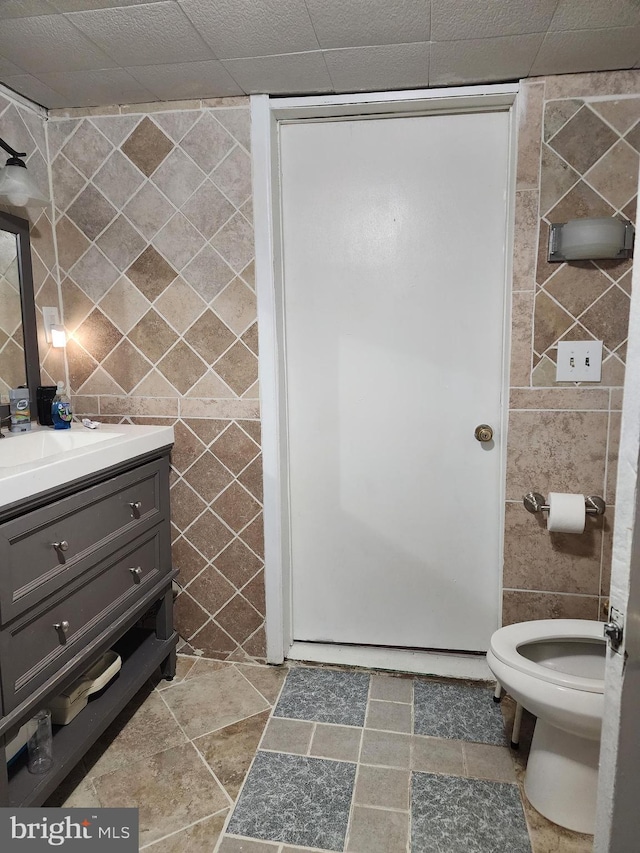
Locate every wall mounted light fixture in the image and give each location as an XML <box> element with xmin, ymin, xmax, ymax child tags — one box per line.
<box><xmin>548</xmin><ymin>216</ymin><xmax>635</xmax><ymax>262</ymax></box>
<box><xmin>42</xmin><ymin>307</ymin><xmax>66</xmax><ymax>348</ymax></box>
<box><xmin>0</xmin><ymin>136</ymin><xmax>49</xmax><ymax>208</ymax></box>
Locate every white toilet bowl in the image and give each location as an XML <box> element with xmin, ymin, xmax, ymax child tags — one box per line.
<box><xmin>487</xmin><ymin>619</ymin><xmax>605</xmax><ymax>835</ymax></box>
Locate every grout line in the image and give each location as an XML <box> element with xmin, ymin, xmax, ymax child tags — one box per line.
<box><xmin>139</xmin><ymin>807</ymin><xmax>229</xmax><ymax>850</ymax></box>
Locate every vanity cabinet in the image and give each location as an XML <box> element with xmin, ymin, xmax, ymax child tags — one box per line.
<box><xmin>0</xmin><ymin>446</ymin><xmax>177</xmax><ymax>807</ymax></box>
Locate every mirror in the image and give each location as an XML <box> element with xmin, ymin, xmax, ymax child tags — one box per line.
<box><xmin>0</xmin><ymin>211</ymin><xmax>41</xmax><ymax>417</ymax></box>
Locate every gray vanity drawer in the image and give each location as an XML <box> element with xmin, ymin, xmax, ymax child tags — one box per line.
<box><xmin>0</xmin><ymin>457</ymin><xmax>169</xmax><ymax>623</ymax></box>
<box><xmin>0</xmin><ymin>525</ymin><xmax>170</xmax><ymax>713</ymax></box>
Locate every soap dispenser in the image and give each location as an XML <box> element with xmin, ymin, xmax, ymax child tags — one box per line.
<box><xmin>51</xmin><ymin>382</ymin><xmax>72</xmax><ymax>430</ymax></box>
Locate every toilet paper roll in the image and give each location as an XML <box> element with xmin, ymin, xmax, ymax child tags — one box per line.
<box><xmin>547</xmin><ymin>492</ymin><xmax>586</xmax><ymax>534</ymax></box>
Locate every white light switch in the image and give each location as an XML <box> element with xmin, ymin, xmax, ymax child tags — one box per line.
<box><xmin>556</xmin><ymin>340</ymin><xmax>603</xmax><ymax>382</ymax></box>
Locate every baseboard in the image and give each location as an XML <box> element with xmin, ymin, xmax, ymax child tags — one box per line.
<box><xmin>288</xmin><ymin>641</ymin><xmax>494</xmax><ymax>681</ymax></box>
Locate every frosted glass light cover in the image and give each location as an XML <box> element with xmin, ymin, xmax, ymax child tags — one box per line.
<box><xmin>549</xmin><ymin>217</ymin><xmax>634</xmax><ymax>261</ymax></box>
<box><xmin>0</xmin><ymin>164</ymin><xmax>49</xmax><ymax>208</ymax></box>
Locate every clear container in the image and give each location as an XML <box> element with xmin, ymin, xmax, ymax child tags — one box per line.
<box><xmin>27</xmin><ymin>709</ymin><xmax>53</xmax><ymax>774</ymax></box>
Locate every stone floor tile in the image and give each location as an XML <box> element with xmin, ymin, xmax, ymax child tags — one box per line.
<box><xmin>237</xmin><ymin>664</ymin><xmax>288</xmax><ymax>703</ymax></box>
<box><xmin>359</xmin><ymin>730</ymin><xmax>411</xmax><ymax>768</ymax></box>
<box><xmin>45</xmin><ymin>763</ymin><xmax>100</xmax><ymax>809</ymax></box>
<box><xmin>370</xmin><ymin>674</ymin><xmax>413</xmax><ymax>703</ymax></box>
<box><xmin>155</xmin><ymin>654</ymin><xmax>198</xmax><ymax>689</ymax></box>
<box><xmin>260</xmin><ymin>717</ymin><xmax>314</xmax><ymax>754</ymax></box>
<box><xmin>93</xmin><ymin>743</ymin><xmax>230</xmax><ymax>847</ymax></box>
<box><xmin>227</xmin><ymin>751</ymin><xmax>355</xmax><ymax>849</ymax></box>
<box><xmin>193</xmin><ymin>710</ymin><xmax>270</xmax><ymax>799</ymax></box>
<box><xmin>143</xmin><ymin>811</ymin><xmax>228</xmax><ymax>851</ymax></box>
<box><xmin>184</xmin><ymin>658</ymin><xmax>229</xmax><ymax>679</ymax></box>
<box><xmin>160</xmin><ymin>666</ymin><xmax>269</xmax><ymax>738</ymax></box>
<box><xmin>463</xmin><ymin>742</ymin><xmax>517</xmax><ymax>782</ymax></box>
<box><xmin>274</xmin><ymin>666</ymin><xmax>369</xmax><ymax>726</ymax></box>
<box><xmin>366</xmin><ymin>699</ymin><xmax>412</xmax><ymax>733</ymax></box>
<box><xmin>219</xmin><ymin>839</ymin><xmax>280</xmax><ymax>852</ymax></box>
<box><xmin>83</xmin><ymin>689</ymin><xmax>188</xmax><ymax>778</ymax></box>
<box><xmin>354</xmin><ymin>765</ymin><xmax>410</xmax><ymax>810</ymax></box>
<box><xmin>347</xmin><ymin>805</ymin><xmax>409</xmax><ymax>853</ymax></box>
<box><xmin>310</xmin><ymin>723</ymin><xmax>361</xmax><ymax>762</ymax></box>
<box><xmin>411</xmin><ymin>773</ymin><xmax>531</xmax><ymax>853</ymax></box>
<box><xmin>411</xmin><ymin>736</ymin><xmax>465</xmax><ymax>776</ymax></box>
<box><xmin>413</xmin><ymin>680</ymin><xmax>506</xmax><ymax>745</ymax></box>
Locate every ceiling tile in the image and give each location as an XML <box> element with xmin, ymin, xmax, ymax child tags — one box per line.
<box><xmin>0</xmin><ymin>15</ymin><xmax>115</xmax><ymax>73</ymax></box>
<box><xmin>431</xmin><ymin>0</ymin><xmax>557</xmax><ymax>41</ymax></box>
<box><xmin>0</xmin><ymin>75</ymin><xmax>63</xmax><ymax>109</ymax></box>
<box><xmin>0</xmin><ymin>0</ymin><xmax>58</xmax><ymax>16</ymax></box>
<box><xmin>430</xmin><ymin>33</ymin><xmax>544</xmax><ymax>86</ymax></box>
<box><xmin>126</xmin><ymin>61</ymin><xmax>243</xmax><ymax>100</ymax></box>
<box><xmin>51</xmin><ymin>0</ymin><xmax>168</xmax><ymax>9</ymax></box>
<box><xmin>530</xmin><ymin>28</ymin><xmax>640</xmax><ymax>76</ymax></box>
<box><xmin>0</xmin><ymin>57</ymin><xmax>27</xmax><ymax>77</ymax></box>
<box><xmin>37</xmin><ymin>68</ymin><xmax>155</xmax><ymax>108</ymax></box>
<box><xmin>324</xmin><ymin>43</ymin><xmax>429</xmax><ymax>93</ymax></box>
<box><xmin>179</xmin><ymin>0</ymin><xmax>319</xmax><ymax>60</ymax></box>
<box><xmin>305</xmin><ymin>0</ymin><xmax>429</xmax><ymax>49</ymax></box>
<box><xmin>550</xmin><ymin>0</ymin><xmax>640</xmax><ymax>31</ymax></box>
<box><xmin>66</xmin><ymin>2</ymin><xmax>215</xmax><ymax>66</ymax></box>
<box><xmin>222</xmin><ymin>51</ymin><xmax>333</xmax><ymax>96</ymax></box>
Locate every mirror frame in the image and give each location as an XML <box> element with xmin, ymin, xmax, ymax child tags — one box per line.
<box><xmin>0</xmin><ymin>210</ymin><xmax>41</xmax><ymax>418</ymax></box>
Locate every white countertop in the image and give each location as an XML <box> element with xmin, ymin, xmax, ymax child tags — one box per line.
<box><xmin>0</xmin><ymin>422</ymin><xmax>174</xmax><ymax>510</ymax></box>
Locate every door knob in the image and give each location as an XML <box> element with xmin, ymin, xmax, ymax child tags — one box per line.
<box><xmin>474</xmin><ymin>424</ymin><xmax>494</xmax><ymax>443</ymax></box>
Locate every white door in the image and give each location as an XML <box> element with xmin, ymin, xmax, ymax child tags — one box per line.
<box><xmin>594</xmin><ymin>168</ymin><xmax>640</xmax><ymax>852</ymax></box>
<box><xmin>280</xmin><ymin>110</ymin><xmax>510</xmax><ymax>652</ymax></box>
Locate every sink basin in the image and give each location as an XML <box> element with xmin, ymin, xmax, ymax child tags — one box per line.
<box><xmin>0</xmin><ymin>428</ymin><xmax>123</xmax><ymax>467</ymax></box>
<box><xmin>0</xmin><ymin>423</ymin><xmax>174</xmax><ymax>510</ymax></box>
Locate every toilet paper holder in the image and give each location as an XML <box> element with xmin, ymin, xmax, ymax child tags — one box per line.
<box><xmin>523</xmin><ymin>492</ymin><xmax>606</xmax><ymax>516</ymax></box>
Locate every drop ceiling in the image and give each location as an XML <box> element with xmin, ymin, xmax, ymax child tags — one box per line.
<box><xmin>1</xmin><ymin>0</ymin><xmax>639</xmax><ymax>110</ymax></box>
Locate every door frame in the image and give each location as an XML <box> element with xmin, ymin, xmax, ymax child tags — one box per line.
<box><xmin>251</xmin><ymin>84</ymin><xmax>519</xmax><ymax>668</ymax></box>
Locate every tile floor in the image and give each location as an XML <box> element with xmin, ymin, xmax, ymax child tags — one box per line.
<box><xmin>46</xmin><ymin>656</ymin><xmax>594</xmax><ymax>853</ymax></box>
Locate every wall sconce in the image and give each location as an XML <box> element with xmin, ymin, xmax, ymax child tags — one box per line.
<box><xmin>43</xmin><ymin>307</ymin><xmax>66</xmax><ymax>348</ymax></box>
<box><xmin>0</xmin><ymin>136</ymin><xmax>50</xmax><ymax>208</ymax></box>
<box><xmin>548</xmin><ymin>216</ymin><xmax>635</xmax><ymax>262</ymax></box>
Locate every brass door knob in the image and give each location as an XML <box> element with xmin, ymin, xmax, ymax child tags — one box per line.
<box><xmin>474</xmin><ymin>424</ymin><xmax>494</xmax><ymax>443</ymax></box>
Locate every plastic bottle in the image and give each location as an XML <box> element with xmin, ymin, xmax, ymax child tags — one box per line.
<box><xmin>9</xmin><ymin>387</ymin><xmax>31</xmax><ymax>432</ymax></box>
<box><xmin>51</xmin><ymin>382</ymin><xmax>72</xmax><ymax>430</ymax></box>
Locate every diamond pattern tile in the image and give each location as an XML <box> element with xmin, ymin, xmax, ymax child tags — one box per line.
<box><xmin>154</xmin><ymin>277</ymin><xmax>206</xmax><ymax>334</ymax></box>
<box><xmin>127</xmin><ymin>245</ymin><xmax>177</xmax><ymax>302</ymax></box>
<box><xmin>183</xmin><ymin>451</ymin><xmax>234</xmax><ymax>504</ymax></box>
<box><xmin>182</xmin><ymin>113</ymin><xmax>236</xmax><ymax>174</ymax></box>
<box><xmin>214</xmin><ymin>340</ymin><xmax>258</xmax><ymax>395</ymax></box>
<box><xmin>157</xmin><ymin>340</ymin><xmax>208</xmax><ymax>394</ymax></box>
<box><xmin>212</xmin><ymin>423</ymin><xmax>260</xmax><ymax>475</ymax></box>
<box><xmin>181</xmin><ymin>180</ymin><xmax>235</xmax><ymax>239</ymax></box>
<box><xmin>101</xmin><ymin>337</ymin><xmax>153</xmax><ymax>393</ymax></box>
<box><xmin>67</xmin><ymin>184</ymin><xmax>118</xmax><ymax>241</ymax></box>
<box><xmin>626</xmin><ymin>121</ymin><xmax>640</xmax><ymax>154</ymax></box>
<box><xmin>212</xmin><ymin>278</ymin><xmax>256</xmax><ymax>335</ymax></box>
<box><xmin>580</xmin><ymin>287</ymin><xmax>631</xmax><ymax>351</ymax></box>
<box><xmin>93</xmin><ymin>149</ymin><xmax>145</xmax><ymax>209</ymax></box>
<box><xmin>61</xmin><ymin>119</ymin><xmax>113</xmax><ymax>179</ymax></box>
<box><xmin>212</xmin><ymin>482</ymin><xmax>261</xmax><ymax>533</ymax></box>
<box><xmin>549</xmin><ymin>106</ymin><xmax>617</xmax><ymax>173</ymax></box>
<box><xmin>69</xmin><ymin>245</ymin><xmax>120</xmax><ymax>302</ymax></box>
<box><xmin>546</xmin><ymin>180</ymin><xmax>615</xmax><ymax>223</ymax></box>
<box><xmin>211</xmin><ymin>146</ymin><xmax>252</xmax><ymax>207</ymax></box>
<box><xmin>152</xmin><ymin>148</ymin><xmax>206</xmax><ymax>208</ymax></box>
<box><xmin>543</xmin><ymin>262</ymin><xmax>612</xmax><ymax>319</ymax></box>
<box><xmin>211</xmin><ymin>213</ymin><xmax>254</xmax><ymax>273</ymax></box>
<box><xmin>181</xmin><ymin>245</ymin><xmax>235</xmax><ymax>301</ymax></box>
<box><xmin>186</xmin><ymin>510</ymin><xmax>235</xmax><ymax>562</ymax></box>
<box><xmin>534</xmin><ymin>290</ymin><xmax>574</xmax><ymax>356</ymax></box>
<box><xmin>128</xmin><ymin>309</ymin><xmax>179</xmax><ymax>364</ymax></box>
<box><xmin>591</xmin><ymin>99</ymin><xmax>640</xmax><ymax>135</ymax></box>
<box><xmin>586</xmin><ymin>140</ymin><xmax>640</xmax><ymax>209</ymax></box>
<box><xmin>74</xmin><ymin>308</ymin><xmax>122</xmax><ymax>363</ymax></box>
<box><xmin>121</xmin><ymin>117</ymin><xmax>174</xmax><ymax>177</ymax></box>
<box><xmin>184</xmin><ymin>310</ymin><xmax>235</xmax><ymax>365</ymax></box>
<box><xmin>123</xmin><ymin>180</ymin><xmax>176</xmax><ymax>241</ymax></box>
<box><xmin>99</xmin><ymin>275</ymin><xmax>150</xmax><ymax>335</ymax></box>
<box><xmin>96</xmin><ymin>215</ymin><xmax>146</xmax><ymax>272</ymax></box>
<box><xmin>216</xmin><ymin>594</ymin><xmax>263</xmax><ymax>645</ymax></box>
<box><xmin>153</xmin><ymin>213</ymin><xmax>206</xmax><ymax>272</ymax></box>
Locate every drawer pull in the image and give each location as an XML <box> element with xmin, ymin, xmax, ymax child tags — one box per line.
<box><xmin>128</xmin><ymin>501</ymin><xmax>142</xmax><ymax>519</ymax></box>
<box><xmin>52</xmin><ymin>540</ymin><xmax>69</xmax><ymax>564</ymax></box>
<box><xmin>129</xmin><ymin>566</ymin><xmax>142</xmax><ymax>583</ymax></box>
<box><xmin>54</xmin><ymin>620</ymin><xmax>70</xmax><ymax>643</ymax></box>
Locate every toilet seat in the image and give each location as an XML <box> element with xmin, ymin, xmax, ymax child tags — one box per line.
<box><xmin>490</xmin><ymin>619</ymin><xmax>605</xmax><ymax>694</ymax></box>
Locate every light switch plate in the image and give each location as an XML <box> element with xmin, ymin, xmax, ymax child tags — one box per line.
<box><xmin>556</xmin><ymin>340</ymin><xmax>603</xmax><ymax>382</ymax></box>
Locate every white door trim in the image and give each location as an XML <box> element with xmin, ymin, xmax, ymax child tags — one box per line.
<box><xmin>251</xmin><ymin>84</ymin><xmax>519</xmax><ymax>666</ymax></box>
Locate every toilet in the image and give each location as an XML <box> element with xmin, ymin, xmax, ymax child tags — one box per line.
<box><xmin>487</xmin><ymin>619</ymin><xmax>605</xmax><ymax>835</ymax></box>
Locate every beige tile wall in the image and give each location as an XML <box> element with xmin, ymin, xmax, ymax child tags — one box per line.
<box><xmin>47</xmin><ymin>97</ymin><xmax>265</xmax><ymax>661</ymax></box>
<box><xmin>0</xmin><ymin>88</ymin><xmax>65</xmax><ymax>401</ymax></box>
<box><xmin>505</xmin><ymin>70</ymin><xmax>640</xmax><ymax>625</ymax></box>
